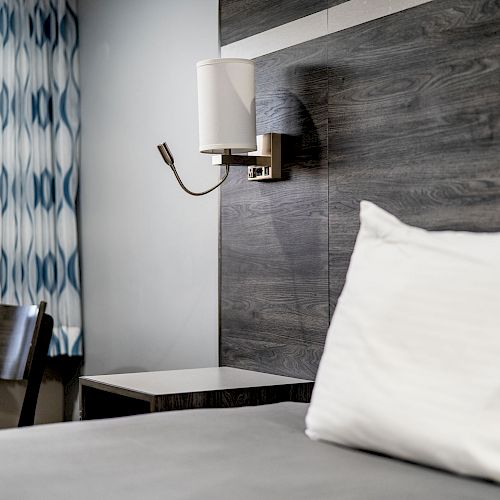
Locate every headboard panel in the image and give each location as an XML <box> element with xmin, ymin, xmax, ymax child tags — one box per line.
<box><xmin>327</xmin><ymin>0</ymin><xmax>500</xmax><ymax>310</ymax></box>
<box><xmin>219</xmin><ymin>0</ymin><xmax>500</xmax><ymax>379</ymax></box>
<box><xmin>219</xmin><ymin>38</ymin><xmax>329</xmax><ymax>380</ymax></box>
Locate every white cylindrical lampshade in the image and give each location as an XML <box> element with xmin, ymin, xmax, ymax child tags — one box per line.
<box><xmin>197</xmin><ymin>58</ymin><xmax>256</xmax><ymax>154</ymax></box>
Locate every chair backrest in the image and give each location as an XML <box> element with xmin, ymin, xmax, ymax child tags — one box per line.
<box><xmin>0</xmin><ymin>302</ymin><xmax>53</xmax><ymax>426</ymax></box>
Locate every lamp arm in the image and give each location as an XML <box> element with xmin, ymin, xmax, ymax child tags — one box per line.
<box><xmin>169</xmin><ymin>162</ymin><xmax>230</xmax><ymax>197</ymax></box>
<box><xmin>157</xmin><ymin>143</ymin><xmax>230</xmax><ymax>196</ymax></box>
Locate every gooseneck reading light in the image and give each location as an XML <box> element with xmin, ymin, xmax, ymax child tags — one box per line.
<box><xmin>157</xmin><ymin>141</ymin><xmax>230</xmax><ymax>196</ymax></box>
<box><xmin>157</xmin><ymin>58</ymin><xmax>281</xmax><ymax>196</ymax></box>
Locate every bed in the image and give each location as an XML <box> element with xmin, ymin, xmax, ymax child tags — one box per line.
<box><xmin>4</xmin><ymin>204</ymin><xmax>499</xmax><ymax>498</ymax></box>
<box><xmin>1</xmin><ymin>402</ymin><xmax>498</xmax><ymax>499</ymax></box>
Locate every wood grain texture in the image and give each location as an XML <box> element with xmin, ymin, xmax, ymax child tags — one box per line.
<box><xmin>328</xmin><ymin>0</ymin><xmax>500</xmax><ymax>311</ymax></box>
<box><xmin>220</xmin><ymin>0</ymin><xmax>328</xmax><ymax>46</ymax></box>
<box><xmin>219</xmin><ymin>38</ymin><xmax>329</xmax><ymax>380</ymax></box>
<box><xmin>153</xmin><ymin>383</ymin><xmax>313</xmax><ymax>412</ymax></box>
<box><xmin>80</xmin><ymin>380</ymin><xmax>313</xmax><ymax>420</ymax></box>
<box><xmin>219</xmin><ymin>0</ymin><xmax>500</xmax><ymax>379</ymax></box>
<box><xmin>327</xmin><ymin>0</ymin><xmax>351</xmax><ymax>7</ymax></box>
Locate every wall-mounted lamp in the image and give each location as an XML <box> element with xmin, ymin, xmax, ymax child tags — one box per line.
<box><xmin>157</xmin><ymin>58</ymin><xmax>281</xmax><ymax>196</ymax></box>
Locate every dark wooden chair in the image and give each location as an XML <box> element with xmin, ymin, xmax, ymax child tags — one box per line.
<box><xmin>0</xmin><ymin>301</ymin><xmax>53</xmax><ymax>427</ymax></box>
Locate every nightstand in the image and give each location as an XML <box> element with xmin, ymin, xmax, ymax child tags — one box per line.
<box><xmin>79</xmin><ymin>367</ymin><xmax>313</xmax><ymax>420</ymax></box>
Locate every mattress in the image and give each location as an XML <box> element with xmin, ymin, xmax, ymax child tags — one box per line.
<box><xmin>0</xmin><ymin>402</ymin><xmax>498</xmax><ymax>499</ymax></box>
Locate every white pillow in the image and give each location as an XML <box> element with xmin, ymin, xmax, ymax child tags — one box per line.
<box><xmin>306</xmin><ymin>201</ymin><xmax>500</xmax><ymax>482</ymax></box>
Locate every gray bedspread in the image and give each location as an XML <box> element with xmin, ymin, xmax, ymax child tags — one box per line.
<box><xmin>0</xmin><ymin>402</ymin><xmax>498</xmax><ymax>499</ymax></box>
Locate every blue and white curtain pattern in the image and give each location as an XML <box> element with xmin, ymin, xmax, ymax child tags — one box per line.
<box><xmin>0</xmin><ymin>0</ymin><xmax>82</xmax><ymax>356</ymax></box>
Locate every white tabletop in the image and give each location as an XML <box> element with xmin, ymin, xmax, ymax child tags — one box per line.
<box><xmin>80</xmin><ymin>367</ymin><xmax>312</xmax><ymax>396</ymax></box>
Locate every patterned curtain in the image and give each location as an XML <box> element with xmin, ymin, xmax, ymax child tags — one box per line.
<box><xmin>0</xmin><ymin>0</ymin><xmax>82</xmax><ymax>356</ymax></box>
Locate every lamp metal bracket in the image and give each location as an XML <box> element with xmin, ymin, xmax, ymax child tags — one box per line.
<box><xmin>211</xmin><ymin>133</ymin><xmax>281</xmax><ymax>181</ymax></box>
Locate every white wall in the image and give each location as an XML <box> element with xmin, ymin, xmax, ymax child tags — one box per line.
<box><xmin>79</xmin><ymin>0</ymin><xmax>220</xmax><ymax>375</ymax></box>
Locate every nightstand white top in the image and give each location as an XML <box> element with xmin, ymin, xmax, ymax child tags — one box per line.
<box><xmin>80</xmin><ymin>367</ymin><xmax>312</xmax><ymax>396</ymax></box>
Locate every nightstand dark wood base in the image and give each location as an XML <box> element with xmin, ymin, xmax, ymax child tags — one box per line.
<box><xmin>80</xmin><ymin>367</ymin><xmax>313</xmax><ymax>420</ymax></box>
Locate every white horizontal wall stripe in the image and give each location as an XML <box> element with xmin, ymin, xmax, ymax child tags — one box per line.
<box><xmin>221</xmin><ymin>10</ymin><xmax>327</xmax><ymax>59</ymax></box>
<box><xmin>221</xmin><ymin>0</ymin><xmax>434</xmax><ymax>59</ymax></box>
<box><xmin>327</xmin><ymin>0</ymin><xmax>434</xmax><ymax>34</ymax></box>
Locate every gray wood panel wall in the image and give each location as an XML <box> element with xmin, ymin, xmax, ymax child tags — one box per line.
<box><xmin>219</xmin><ymin>0</ymin><xmax>500</xmax><ymax>379</ymax></box>
<box><xmin>219</xmin><ymin>0</ymin><xmax>329</xmax><ymax>45</ymax></box>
